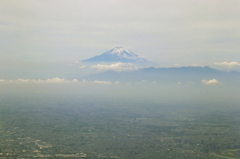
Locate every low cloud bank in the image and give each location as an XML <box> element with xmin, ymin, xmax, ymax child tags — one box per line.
<box><xmin>82</xmin><ymin>80</ymin><xmax>119</xmax><ymax>85</ymax></box>
<box><xmin>0</xmin><ymin>78</ymin><xmax>79</xmax><ymax>83</ymax></box>
<box><xmin>92</xmin><ymin>62</ymin><xmax>138</xmax><ymax>72</ymax></box>
<box><xmin>0</xmin><ymin>78</ymin><xmax>119</xmax><ymax>85</ymax></box>
<box><xmin>0</xmin><ymin>77</ymin><xmax>223</xmax><ymax>86</ymax></box>
<box><xmin>202</xmin><ymin>79</ymin><xmax>220</xmax><ymax>85</ymax></box>
<box><xmin>214</xmin><ymin>62</ymin><xmax>240</xmax><ymax>68</ymax></box>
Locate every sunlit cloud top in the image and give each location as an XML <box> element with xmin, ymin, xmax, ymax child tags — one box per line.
<box><xmin>202</xmin><ymin>79</ymin><xmax>220</xmax><ymax>85</ymax></box>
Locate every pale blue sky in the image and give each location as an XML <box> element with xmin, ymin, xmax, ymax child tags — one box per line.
<box><xmin>1</xmin><ymin>0</ymin><xmax>240</xmax><ymax>76</ymax></box>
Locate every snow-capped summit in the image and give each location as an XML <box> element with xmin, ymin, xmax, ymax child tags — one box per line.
<box><xmin>103</xmin><ymin>47</ymin><xmax>140</xmax><ymax>60</ymax></box>
<box><xmin>81</xmin><ymin>47</ymin><xmax>148</xmax><ymax>63</ymax></box>
<box><xmin>108</xmin><ymin>47</ymin><xmax>131</xmax><ymax>54</ymax></box>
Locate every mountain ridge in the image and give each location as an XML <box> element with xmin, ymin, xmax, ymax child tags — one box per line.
<box><xmin>83</xmin><ymin>66</ymin><xmax>240</xmax><ymax>84</ymax></box>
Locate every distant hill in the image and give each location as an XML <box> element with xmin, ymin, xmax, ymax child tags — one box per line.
<box><xmin>84</xmin><ymin>66</ymin><xmax>240</xmax><ymax>84</ymax></box>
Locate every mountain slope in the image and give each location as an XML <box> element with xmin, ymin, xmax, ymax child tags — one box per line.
<box><xmin>81</xmin><ymin>47</ymin><xmax>148</xmax><ymax>63</ymax></box>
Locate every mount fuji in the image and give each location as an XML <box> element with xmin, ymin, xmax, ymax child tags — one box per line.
<box><xmin>81</xmin><ymin>47</ymin><xmax>149</xmax><ymax>63</ymax></box>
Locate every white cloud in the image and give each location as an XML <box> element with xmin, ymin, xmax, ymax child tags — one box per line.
<box><xmin>140</xmin><ymin>80</ymin><xmax>147</xmax><ymax>83</ymax></box>
<box><xmin>174</xmin><ymin>63</ymin><xmax>180</xmax><ymax>67</ymax></box>
<box><xmin>189</xmin><ymin>63</ymin><xmax>199</xmax><ymax>66</ymax></box>
<box><xmin>79</xmin><ymin>65</ymin><xmax>86</xmax><ymax>69</ymax></box>
<box><xmin>92</xmin><ymin>63</ymin><xmax>138</xmax><ymax>72</ymax></box>
<box><xmin>214</xmin><ymin>62</ymin><xmax>240</xmax><ymax>68</ymax></box>
<box><xmin>202</xmin><ymin>79</ymin><xmax>220</xmax><ymax>85</ymax></box>
<box><xmin>82</xmin><ymin>79</ymin><xmax>117</xmax><ymax>84</ymax></box>
<box><xmin>135</xmin><ymin>80</ymin><xmax>157</xmax><ymax>85</ymax></box>
<box><xmin>72</xmin><ymin>79</ymin><xmax>78</xmax><ymax>82</ymax></box>
<box><xmin>114</xmin><ymin>81</ymin><xmax>120</xmax><ymax>84</ymax></box>
<box><xmin>93</xmin><ymin>80</ymin><xmax>111</xmax><ymax>84</ymax></box>
<box><xmin>36</xmin><ymin>77</ymin><xmax>79</xmax><ymax>83</ymax></box>
<box><xmin>0</xmin><ymin>78</ymin><xmax>78</xmax><ymax>83</ymax></box>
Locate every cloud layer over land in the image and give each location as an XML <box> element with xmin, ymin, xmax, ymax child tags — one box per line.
<box><xmin>0</xmin><ymin>78</ymin><xmax>117</xmax><ymax>85</ymax></box>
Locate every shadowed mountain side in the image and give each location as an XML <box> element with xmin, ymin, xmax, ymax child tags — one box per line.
<box><xmin>82</xmin><ymin>53</ymin><xmax>144</xmax><ymax>63</ymax></box>
<box><xmin>84</xmin><ymin>66</ymin><xmax>240</xmax><ymax>84</ymax></box>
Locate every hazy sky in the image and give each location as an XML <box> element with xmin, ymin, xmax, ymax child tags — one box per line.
<box><xmin>1</xmin><ymin>0</ymin><xmax>240</xmax><ymax>74</ymax></box>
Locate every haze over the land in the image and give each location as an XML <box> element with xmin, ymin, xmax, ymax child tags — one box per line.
<box><xmin>1</xmin><ymin>2</ymin><xmax>240</xmax><ymax>158</ymax></box>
